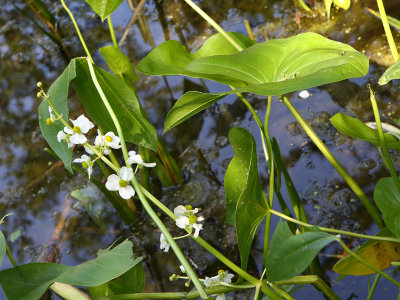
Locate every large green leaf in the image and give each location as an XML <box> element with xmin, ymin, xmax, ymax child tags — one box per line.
<box><xmin>330</xmin><ymin>113</ymin><xmax>400</xmax><ymax>150</ymax></box>
<box><xmin>99</xmin><ymin>45</ymin><xmax>139</xmax><ymax>82</ymax></box>
<box><xmin>333</xmin><ymin>228</ymin><xmax>400</xmax><ymax>275</ymax></box>
<box><xmin>374</xmin><ymin>177</ymin><xmax>400</xmax><ymax>237</ymax></box>
<box><xmin>379</xmin><ymin>59</ymin><xmax>400</xmax><ymax>85</ymax></box>
<box><xmin>86</xmin><ymin>0</ymin><xmax>123</xmax><ymax>21</ymax></box>
<box><xmin>0</xmin><ymin>240</ymin><xmax>141</xmax><ymax>300</ymax></box>
<box><xmin>224</xmin><ymin>127</ymin><xmax>268</xmax><ymax>270</ymax></box>
<box><xmin>266</xmin><ymin>222</ymin><xmax>335</xmax><ymax>282</ymax></box>
<box><xmin>72</xmin><ymin>58</ymin><xmax>157</xmax><ymax>151</ymax></box>
<box><xmin>38</xmin><ymin>60</ymin><xmax>76</xmax><ymax>173</ymax></box>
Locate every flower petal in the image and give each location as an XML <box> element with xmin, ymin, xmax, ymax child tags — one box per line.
<box><xmin>174</xmin><ymin>205</ymin><xmax>186</xmax><ymax>217</ymax></box>
<box><xmin>64</xmin><ymin>127</ymin><xmax>73</xmax><ymax>135</ymax></box>
<box><xmin>105</xmin><ymin>174</ymin><xmax>120</xmax><ymax>191</ymax></box>
<box><xmin>160</xmin><ymin>233</ymin><xmax>170</xmax><ymax>253</ymax></box>
<box><xmin>175</xmin><ymin>216</ymin><xmax>189</xmax><ymax>229</ymax></box>
<box><xmin>143</xmin><ymin>162</ymin><xmax>156</xmax><ymax>168</ymax></box>
<box><xmin>73</xmin><ymin>115</ymin><xmax>94</xmax><ymax>133</ymax></box>
<box><xmin>120</xmin><ymin>166</ymin><xmax>133</xmax><ymax>181</ymax></box>
<box><xmin>192</xmin><ymin>223</ymin><xmax>203</xmax><ymax>238</ymax></box>
<box><xmin>70</xmin><ymin>133</ymin><xmax>87</xmax><ymax>144</ymax></box>
<box><xmin>57</xmin><ymin>131</ymin><xmax>66</xmax><ymax>142</ymax></box>
<box><xmin>87</xmin><ymin>165</ymin><xmax>93</xmax><ymax>179</ymax></box>
<box><xmin>84</xmin><ymin>145</ymin><xmax>94</xmax><ymax>155</ymax></box>
<box><xmin>119</xmin><ymin>185</ymin><xmax>135</xmax><ymax>199</ymax></box>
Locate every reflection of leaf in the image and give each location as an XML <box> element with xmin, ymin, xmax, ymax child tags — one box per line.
<box><xmin>333</xmin><ymin>228</ymin><xmax>400</xmax><ymax>275</ymax></box>
<box><xmin>330</xmin><ymin>113</ymin><xmax>400</xmax><ymax>150</ymax></box>
<box><xmin>0</xmin><ymin>241</ymin><xmax>141</xmax><ymax>300</ymax></box>
<box><xmin>374</xmin><ymin>177</ymin><xmax>400</xmax><ymax>237</ymax></box>
<box><xmin>266</xmin><ymin>222</ymin><xmax>335</xmax><ymax>282</ymax></box>
<box><xmin>9</xmin><ymin>230</ymin><xmax>21</xmax><ymax>243</ymax></box>
<box><xmin>224</xmin><ymin>128</ymin><xmax>268</xmax><ymax>270</ymax></box>
<box><xmin>38</xmin><ymin>60</ymin><xmax>76</xmax><ymax>172</ymax></box>
<box><xmin>86</xmin><ymin>0</ymin><xmax>123</xmax><ymax>21</ymax></box>
<box><xmin>71</xmin><ymin>185</ymin><xmax>107</xmax><ymax>234</ymax></box>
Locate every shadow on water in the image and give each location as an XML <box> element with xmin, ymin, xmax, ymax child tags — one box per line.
<box><xmin>1</xmin><ymin>0</ymin><xmax>400</xmax><ymax>298</ymax></box>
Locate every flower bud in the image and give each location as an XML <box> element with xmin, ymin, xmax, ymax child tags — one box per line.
<box><xmin>185</xmin><ymin>281</ymin><xmax>191</xmax><ymax>287</ymax></box>
<box><xmin>37</xmin><ymin>91</ymin><xmax>42</xmax><ymax>98</ymax></box>
<box><xmin>46</xmin><ymin>118</ymin><xmax>52</xmax><ymax>125</ymax></box>
<box><xmin>37</xmin><ymin>82</ymin><xmax>43</xmax><ymax>88</ymax></box>
<box><xmin>169</xmin><ymin>274</ymin><xmax>177</xmax><ymax>281</ymax></box>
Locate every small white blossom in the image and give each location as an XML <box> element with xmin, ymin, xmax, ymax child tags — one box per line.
<box><xmin>85</xmin><ymin>130</ymin><xmax>121</xmax><ymax>155</ymax></box>
<box><xmin>57</xmin><ymin>130</ymin><xmax>73</xmax><ymax>148</ymax></box>
<box><xmin>73</xmin><ymin>154</ymin><xmax>94</xmax><ymax>178</ymax></box>
<box><xmin>173</xmin><ymin>205</ymin><xmax>204</xmax><ymax>238</ymax></box>
<box><xmin>103</xmin><ymin>132</ymin><xmax>122</xmax><ymax>149</ymax></box>
<box><xmin>204</xmin><ymin>270</ymin><xmax>234</xmax><ymax>288</ymax></box>
<box><xmin>299</xmin><ymin>90</ymin><xmax>310</xmax><ymax>99</ymax></box>
<box><xmin>127</xmin><ymin>151</ymin><xmax>156</xmax><ymax>167</ymax></box>
<box><xmin>64</xmin><ymin>115</ymin><xmax>94</xmax><ymax>145</ymax></box>
<box><xmin>160</xmin><ymin>233</ymin><xmax>170</xmax><ymax>252</ymax></box>
<box><xmin>48</xmin><ymin>107</ymin><xmax>56</xmax><ymax>122</ymax></box>
<box><xmin>105</xmin><ymin>166</ymin><xmax>135</xmax><ymax>199</ymax></box>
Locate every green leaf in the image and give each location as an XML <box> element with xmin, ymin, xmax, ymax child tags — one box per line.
<box><xmin>164</xmin><ymin>92</ymin><xmax>226</xmax><ymax>133</ymax></box>
<box><xmin>0</xmin><ymin>240</ymin><xmax>141</xmax><ymax>300</ymax></box>
<box><xmin>85</xmin><ymin>0</ymin><xmax>123</xmax><ymax>21</ymax></box>
<box><xmin>224</xmin><ymin>127</ymin><xmax>268</xmax><ymax>270</ymax></box>
<box><xmin>38</xmin><ymin>60</ymin><xmax>76</xmax><ymax>173</ymax></box>
<box><xmin>0</xmin><ymin>231</ymin><xmax>5</xmax><ymax>268</ymax></box>
<box><xmin>30</xmin><ymin>0</ymin><xmax>56</xmax><ymax>25</ymax></box>
<box><xmin>72</xmin><ymin>58</ymin><xmax>157</xmax><ymax>151</ymax></box>
<box><xmin>379</xmin><ymin>59</ymin><xmax>400</xmax><ymax>85</ymax></box>
<box><xmin>374</xmin><ymin>177</ymin><xmax>400</xmax><ymax>237</ymax></box>
<box><xmin>156</xmin><ymin>33</ymin><xmax>368</xmax><ymax>132</ymax></box>
<box><xmin>333</xmin><ymin>228</ymin><xmax>400</xmax><ymax>275</ymax></box>
<box><xmin>99</xmin><ymin>45</ymin><xmax>139</xmax><ymax>82</ymax></box>
<box><xmin>333</xmin><ymin>0</ymin><xmax>350</xmax><ymax>10</ymax></box>
<box><xmin>330</xmin><ymin>113</ymin><xmax>400</xmax><ymax>150</ymax></box>
<box><xmin>266</xmin><ymin>222</ymin><xmax>335</xmax><ymax>282</ymax></box>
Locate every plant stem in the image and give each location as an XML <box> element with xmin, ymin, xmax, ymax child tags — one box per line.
<box><xmin>376</xmin><ymin>0</ymin><xmax>399</xmax><ymax>62</ymax></box>
<box><xmin>107</xmin><ymin>16</ymin><xmax>118</xmax><ymax>48</ymax></box>
<box><xmin>297</xmin><ymin>0</ymin><xmax>312</xmax><ymax>12</ymax></box>
<box><xmin>337</xmin><ymin>238</ymin><xmax>400</xmax><ymax>287</ymax></box>
<box><xmin>281</xmin><ymin>95</ymin><xmax>384</xmax><ymax>228</ymax></box>
<box><xmin>269</xmin><ymin>209</ymin><xmax>400</xmax><ymax>243</ymax></box>
<box><xmin>370</xmin><ymin>87</ymin><xmax>400</xmax><ymax>193</ymax></box>
<box><xmin>5</xmin><ymin>243</ymin><xmax>17</xmax><ymax>267</ymax></box>
<box><xmin>183</xmin><ymin>0</ymin><xmax>243</xmax><ymax>52</ymax></box>
<box><xmin>366</xmin><ymin>274</ymin><xmax>381</xmax><ymax>300</ymax></box>
<box><xmin>60</xmin><ymin>0</ymin><xmax>93</xmax><ymax>63</ymax></box>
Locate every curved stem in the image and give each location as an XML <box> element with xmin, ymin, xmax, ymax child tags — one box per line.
<box><xmin>60</xmin><ymin>0</ymin><xmax>93</xmax><ymax>63</ymax></box>
<box><xmin>366</xmin><ymin>274</ymin><xmax>381</xmax><ymax>300</ymax></box>
<box><xmin>107</xmin><ymin>16</ymin><xmax>118</xmax><ymax>48</ymax></box>
<box><xmin>281</xmin><ymin>95</ymin><xmax>384</xmax><ymax>228</ymax></box>
<box><xmin>269</xmin><ymin>209</ymin><xmax>400</xmax><ymax>243</ymax></box>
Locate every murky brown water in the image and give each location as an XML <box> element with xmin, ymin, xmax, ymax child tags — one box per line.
<box><xmin>1</xmin><ymin>0</ymin><xmax>400</xmax><ymax>298</ymax></box>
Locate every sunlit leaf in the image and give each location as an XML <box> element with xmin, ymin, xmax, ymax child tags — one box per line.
<box><xmin>330</xmin><ymin>113</ymin><xmax>400</xmax><ymax>150</ymax></box>
<box><xmin>379</xmin><ymin>59</ymin><xmax>400</xmax><ymax>85</ymax></box>
<box><xmin>99</xmin><ymin>45</ymin><xmax>139</xmax><ymax>82</ymax></box>
<box><xmin>72</xmin><ymin>58</ymin><xmax>157</xmax><ymax>151</ymax></box>
<box><xmin>266</xmin><ymin>222</ymin><xmax>335</xmax><ymax>282</ymax></box>
<box><xmin>38</xmin><ymin>60</ymin><xmax>76</xmax><ymax>173</ymax></box>
<box><xmin>0</xmin><ymin>240</ymin><xmax>141</xmax><ymax>300</ymax></box>
<box><xmin>224</xmin><ymin>127</ymin><xmax>268</xmax><ymax>270</ymax></box>
<box><xmin>333</xmin><ymin>228</ymin><xmax>400</xmax><ymax>275</ymax></box>
<box><xmin>374</xmin><ymin>177</ymin><xmax>400</xmax><ymax>237</ymax></box>
<box><xmin>333</xmin><ymin>0</ymin><xmax>350</xmax><ymax>10</ymax></box>
<box><xmin>86</xmin><ymin>0</ymin><xmax>123</xmax><ymax>21</ymax></box>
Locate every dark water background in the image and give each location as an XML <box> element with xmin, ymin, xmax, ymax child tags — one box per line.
<box><xmin>1</xmin><ymin>0</ymin><xmax>400</xmax><ymax>298</ymax></box>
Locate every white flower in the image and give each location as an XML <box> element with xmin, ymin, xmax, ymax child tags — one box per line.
<box><xmin>64</xmin><ymin>115</ymin><xmax>94</xmax><ymax>145</ymax></box>
<box><xmin>85</xmin><ymin>130</ymin><xmax>120</xmax><ymax>155</ymax></box>
<box><xmin>299</xmin><ymin>90</ymin><xmax>310</xmax><ymax>99</ymax></box>
<box><xmin>173</xmin><ymin>205</ymin><xmax>204</xmax><ymax>237</ymax></box>
<box><xmin>105</xmin><ymin>166</ymin><xmax>135</xmax><ymax>199</ymax></box>
<box><xmin>127</xmin><ymin>151</ymin><xmax>156</xmax><ymax>167</ymax></box>
<box><xmin>48</xmin><ymin>107</ymin><xmax>56</xmax><ymax>122</ymax></box>
<box><xmin>216</xmin><ymin>295</ymin><xmax>226</xmax><ymax>300</ymax></box>
<box><xmin>73</xmin><ymin>154</ymin><xmax>94</xmax><ymax>178</ymax></box>
<box><xmin>57</xmin><ymin>130</ymin><xmax>73</xmax><ymax>148</ymax></box>
<box><xmin>204</xmin><ymin>270</ymin><xmax>234</xmax><ymax>288</ymax></box>
<box><xmin>103</xmin><ymin>132</ymin><xmax>121</xmax><ymax>149</ymax></box>
<box><xmin>160</xmin><ymin>233</ymin><xmax>170</xmax><ymax>252</ymax></box>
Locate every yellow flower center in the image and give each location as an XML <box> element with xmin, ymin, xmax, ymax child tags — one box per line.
<box><xmin>185</xmin><ymin>205</ymin><xmax>193</xmax><ymax>210</ymax></box>
<box><xmin>82</xmin><ymin>161</ymin><xmax>89</xmax><ymax>169</ymax></box>
<box><xmin>73</xmin><ymin>126</ymin><xmax>81</xmax><ymax>133</ymax></box>
<box><xmin>46</xmin><ymin>118</ymin><xmax>52</xmax><ymax>125</ymax></box>
<box><xmin>105</xmin><ymin>136</ymin><xmax>113</xmax><ymax>142</ymax></box>
<box><xmin>218</xmin><ymin>269</ymin><xmax>224</xmax><ymax>275</ymax></box>
<box><xmin>188</xmin><ymin>215</ymin><xmax>197</xmax><ymax>224</ymax></box>
<box><xmin>119</xmin><ymin>180</ymin><xmax>128</xmax><ymax>187</ymax></box>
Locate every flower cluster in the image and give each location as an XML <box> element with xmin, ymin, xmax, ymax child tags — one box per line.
<box><xmin>174</xmin><ymin>205</ymin><xmax>204</xmax><ymax>238</ymax></box>
<box><xmin>204</xmin><ymin>270</ymin><xmax>235</xmax><ymax>300</ymax></box>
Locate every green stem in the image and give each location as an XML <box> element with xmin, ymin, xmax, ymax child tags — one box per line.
<box><xmin>366</xmin><ymin>274</ymin><xmax>381</xmax><ymax>300</ymax></box>
<box><xmin>296</xmin><ymin>0</ymin><xmax>312</xmax><ymax>12</ymax></box>
<box><xmin>107</xmin><ymin>16</ymin><xmax>118</xmax><ymax>48</ymax></box>
<box><xmin>6</xmin><ymin>243</ymin><xmax>17</xmax><ymax>267</ymax></box>
<box><xmin>86</xmin><ymin>58</ymin><xmax>207</xmax><ymax>298</ymax></box>
<box><xmin>234</xmin><ymin>87</ymin><xmax>264</xmax><ymax>130</ymax></box>
<box><xmin>281</xmin><ymin>96</ymin><xmax>384</xmax><ymax>228</ymax></box>
<box><xmin>60</xmin><ymin>0</ymin><xmax>93</xmax><ymax>63</ymax></box>
<box><xmin>183</xmin><ymin>0</ymin><xmax>243</xmax><ymax>52</ymax></box>
<box><xmin>370</xmin><ymin>87</ymin><xmax>400</xmax><ymax>193</ymax></box>
<box><xmin>376</xmin><ymin>0</ymin><xmax>399</xmax><ymax>62</ymax></box>
<box><xmin>269</xmin><ymin>209</ymin><xmax>400</xmax><ymax>243</ymax></box>
<box><xmin>337</xmin><ymin>238</ymin><xmax>400</xmax><ymax>287</ymax></box>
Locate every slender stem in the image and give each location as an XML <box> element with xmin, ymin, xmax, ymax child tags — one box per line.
<box><xmin>370</xmin><ymin>88</ymin><xmax>400</xmax><ymax>193</ymax></box>
<box><xmin>376</xmin><ymin>0</ymin><xmax>399</xmax><ymax>62</ymax></box>
<box><xmin>233</xmin><ymin>87</ymin><xmax>264</xmax><ymax>130</ymax></box>
<box><xmin>107</xmin><ymin>16</ymin><xmax>118</xmax><ymax>48</ymax></box>
<box><xmin>183</xmin><ymin>0</ymin><xmax>243</xmax><ymax>52</ymax></box>
<box><xmin>337</xmin><ymin>238</ymin><xmax>400</xmax><ymax>287</ymax></box>
<box><xmin>6</xmin><ymin>243</ymin><xmax>17</xmax><ymax>267</ymax></box>
<box><xmin>269</xmin><ymin>209</ymin><xmax>400</xmax><ymax>243</ymax></box>
<box><xmin>297</xmin><ymin>0</ymin><xmax>312</xmax><ymax>12</ymax></box>
<box><xmin>244</xmin><ymin>19</ymin><xmax>255</xmax><ymax>41</ymax></box>
<box><xmin>366</xmin><ymin>274</ymin><xmax>381</xmax><ymax>300</ymax></box>
<box><xmin>60</xmin><ymin>0</ymin><xmax>93</xmax><ymax>63</ymax></box>
<box><xmin>281</xmin><ymin>96</ymin><xmax>384</xmax><ymax>228</ymax></box>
